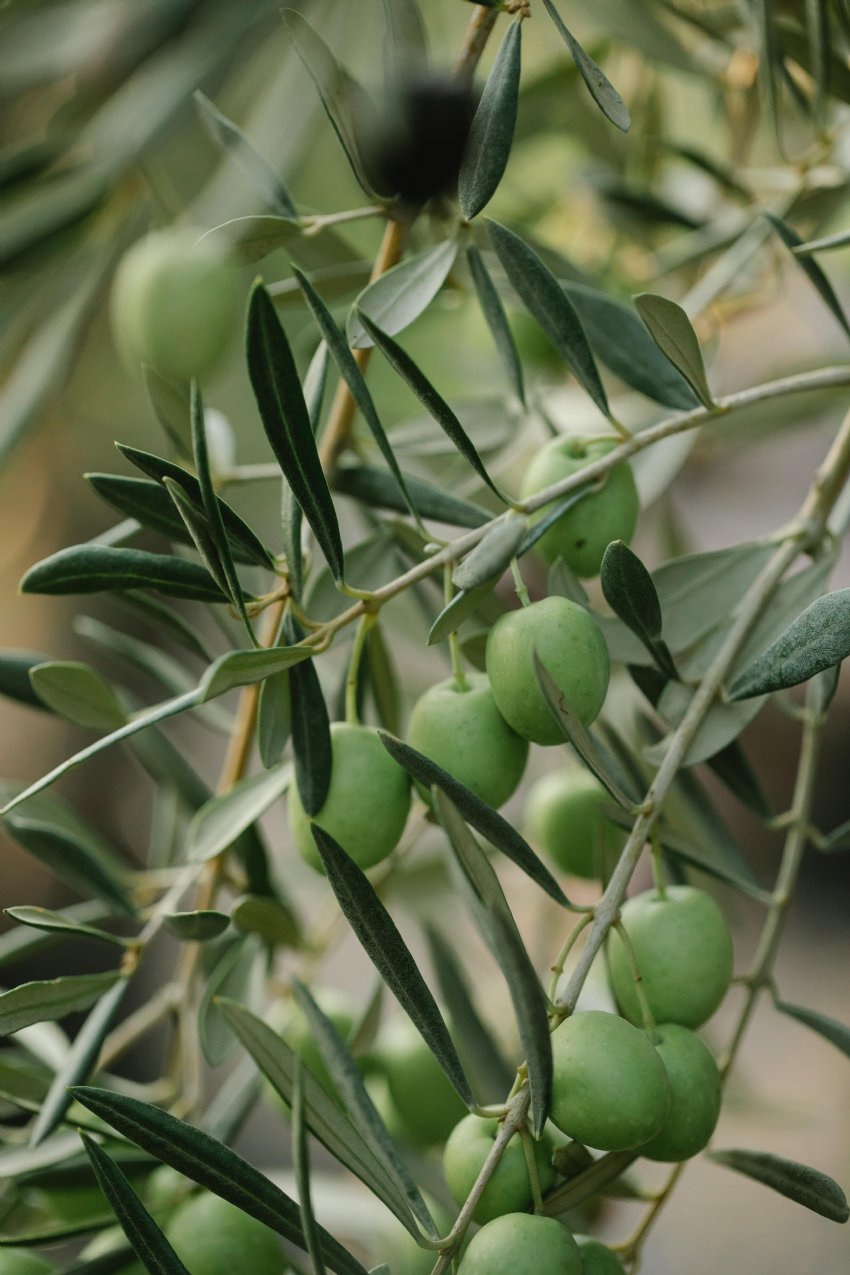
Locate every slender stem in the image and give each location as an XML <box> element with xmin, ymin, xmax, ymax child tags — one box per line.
<box><xmin>547</xmin><ymin>911</ymin><xmax>593</xmax><ymax>1006</ymax></box>
<box><xmin>453</xmin><ymin>5</ymin><xmax>501</xmax><ymax>82</ymax></box>
<box><xmin>612</xmin><ymin>919</ymin><xmax>657</xmax><ymax>1037</ymax></box>
<box><xmin>510</xmin><ymin>556</ymin><xmax>531</xmax><ymax>606</ymax></box>
<box><xmin>345</xmin><ymin>613</ymin><xmax>375</xmax><ymax>724</ymax></box>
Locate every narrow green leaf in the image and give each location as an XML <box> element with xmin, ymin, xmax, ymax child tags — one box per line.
<box><xmin>425</xmin><ymin>925</ymin><xmax>515</xmax><ymax>1102</ymax></box>
<box><xmin>114</xmin><ymin>445</ymin><xmax>274</xmax><ymax>569</ymax></box>
<box><xmin>285</xmin><ymin>616</ymin><xmax>332</xmax><ymax>817</ymax></box>
<box><xmin>488</xmin><ymin>221</ymin><xmax>609</xmax><ymax>417</ymax></box>
<box><xmin>564</xmin><ymin>284</ymin><xmax>698</xmax><ymax>411</ymax></box>
<box><xmin>0</xmin><ymin>972</ymin><xmax>121</xmax><ymax>1037</ymax></box>
<box><xmin>541</xmin><ymin>0</ymin><xmax>630</xmax><ymax>130</ymax></box>
<box><xmin>293</xmin><ymin>266</ymin><xmax>420</xmax><ymax>524</ymax></box>
<box><xmin>3</xmin><ymin>906</ymin><xmax>128</xmax><ymax>948</ymax></box>
<box><xmin>199</xmin><ymin>936</ymin><xmax>262</xmax><ymax>1067</ymax></box>
<box><xmin>792</xmin><ymin>227</ymin><xmax>850</xmax><ymax>256</ymax></box>
<box><xmin>334</xmin><ymin>461</ymin><xmax>489</xmax><ymax>529</ymax></box>
<box><xmin>466</xmin><ymin>244</ymin><xmax>525</xmax><ymax>404</ymax></box>
<box><xmin>459</xmin><ymin>20</ymin><xmax>522</xmax><ymax>219</ymax></box>
<box><xmin>347</xmin><ymin>241</ymin><xmax>459</xmax><ymax>349</ymax></box>
<box><xmin>433</xmin><ymin>790</ymin><xmax>551</xmax><ymax>1135</ymax></box>
<box><xmin>291</xmin><ymin>1061</ymin><xmax>327</xmax><ymax>1275</ymax></box>
<box><xmin>453</xmin><ymin>515</ymin><xmax>527</xmax><ymax>592</ymax></box>
<box><xmin>357</xmin><ymin>312</ymin><xmax>504</xmax><ymax>501</ymax></box>
<box><xmin>281</xmin><ymin>8</ymin><xmax>376</xmax><ymax>196</ymax></box>
<box><xmin>381</xmin><ymin>0</ymin><xmax>428</xmax><ymax>61</ymax></box>
<box><xmin>162</xmin><ymin>477</ymin><xmax>232</xmax><ymax>601</ymax></box>
<box><xmin>188</xmin><ymin>769</ymin><xmax>291</xmax><ymax>866</ymax></box>
<box><xmin>766</xmin><ymin>213</ymin><xmax>850</xmax><ymax>340</ymax></box>
<box><xmin>29</xmin><ymin>661</ymin><xmax>128</xmax><ymax>731</ymax></box>
<box><xmin>709</xmin><ymin>1149</ymin><xmax>849</xmax><ymax>1223</ymax></box>
<box><xmin>0</xmin><ymin>650</ymin><xmax>54</xmax><ymax>708</ymax></box>
<box><xmin>194</xmin><ymin>90</ymin><xmax>297</xmax><ymax>218</ymax></box>
<box><xmin>364</xmin><ymin>622</ymin><xmax>401</xmax><ymax>735</ymax></box>
<box><xmin>246</xmin><ymin>281</ymin><xmax>344</xmax><ymax>581</ymax></box>
<box><xmin>0</xmin><ymin>691</ymin><xmax>199</xmax><ymax>817</ymax></box>
<box><xmin>219</xmin><ymin>1000</ymin><xmax>418</xmax><ymax>1234</ymax></box>
<box><xmin>775</xmin><ymin>1000</ymin><xmax>850</xmax><ymax>1061</ymax></box>
<box><xmin>1</xmin><ymin>805</ymin><xmax>134</xmax><ymax>916</ymax></box>
<box><xmin>69</xmin><ymin>1087</ymin><xmax>369</xmax><ymax>1275</ymax></box>
<box><xmin>0</xmin><ymin>901</ymin><xmax>111</xmax><ymax>969</ymax></box>
<box><xmin>292</xmin><ymin>981</ymin><xmax>438</xmax><ymax>1239</ymax></box>
<box><xmin>378</xmin><ymin>733</ymin><xmax>568</xmax><ymax>906</ymax></box>
<box><xmin>517</xmin><ymin>484</ymin><xmax>597</xmax><ymax>558</ymax></box>
<box><xmin>728</xmin><ymin>589</ymin><xmax>850</xmax><ymax>700</ymax></box>
<box><xmin>600</xmin><ymin>542</ymin><xmax>678</xmax><ymax>680</ymax></box>
<box><xmin>163</xmin><ymin>911</ymin><xmax>230</xmax><ymax>942</ymax></box>
<box><xmin>143</xmin><ymin>367</ymin><xmax>191</xmax><ymax>459</ymax></box>
<box><xmin>258</xmin><ymin>671</ymin><xmax>292</xmax><ymax>768</ymax></box>
<box><xmin>231</xmin><ymin>895</ymin><xmax>301</xmax><ymax>947</ymax></box>
<box><xmin>311</xmin><ymin>824</ymin><xmax>474</xmax><ymax>1108</ymax></box>
<box><xmin>427</xmin><ymin>580</ymin><xmax>501</xmax><ymax>646</ymax></box>
<box><xmin>113</xmin><ymin>592</ymin><xmax>215</xmax><ymax>664</ymax></box>
<box><xmin>634</xmin><ymin>293</ymin><xmax>714</xmax><ymax>408</ymax></box>
<box><xmin>198</xmin><ymin>645</ymin><xmax>313</xmax><ymax>703</ymax></box>
<box><xmin>32</xmin><ymin>979</ymin><xmax>130</xmax><ymax>1146</ymax></box>
<box><xmin>20</xmin><ymin>546</ymin><xmax>229</xmax><ymax>603</ymax></box>
<box><xmin>191</xmin><ymin>383</ymin><xmax>255</xmax><ymax>639</ymax></box>
<box><xmin>80</xmin><ymin>1133</ymin><xmax>191</xmax><ymax>1275</ymax></box>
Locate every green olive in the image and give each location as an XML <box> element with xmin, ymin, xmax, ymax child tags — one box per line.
<box><xmin>485</xmin><ymin>597</ymin><xmax>610</xmax><ymax>745</ymax></box>
<box><xmin>640</xmin><ymin>1024</ymin><xmax>721</xmax><ymax>1162</ymax></box>
<box><xmin>607</xmin><ymin>886</ymin><xmax>734</xmax><ymax>1029</ymax></box>
<box><xmin>288</xmin><ymin>722</ymin><xmax>411</xmax><ymax>872</ymax></box>
<box><xmin>165</xmin><ymin>1192</ymin><xmax>285</xmax><ymax>1275</ymax></box>
<box><xmin>520</xmin><ymin>434</ymin><xmax>639</xmax><ymax>577</ymax></box>
<box><xmin>110</xmin><ymin>228</ymin><xmax>239</xmax><ymax>381</ymax></box>
<box><xmin>550</xmin><ymin>1010</ymin><xmax>670</xmax><ymax>1151</ymax></box>
<box><xmin>524</xmin><ymin>767</ymin><xmax>625</xmax><ymax>878</ymax></box>
<box><xmin>457</xmin><ymin>1214</ymin><xmax>582</xmax><ymax>1275</ymax></box>
<box><xmin>373</xmin><ymin>1018</ymin><xmax>468</xmax><ymax>1148</ymax></box>
<box><xmin>407</xmin><ymin>672</ymin><xmax>528</xmax><ymax>808</ymax></box>
<box><xmin>443</xmin><ymin>1114</ymin><xmax>556</xmax><ymax>1224</ymax></box>
<box><xmin>575</xmin><ymin>1236</ymin><xmax>627</xmax><ymax>1273</ymax></box>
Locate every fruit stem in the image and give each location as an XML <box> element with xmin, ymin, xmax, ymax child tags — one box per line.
<box><xmin>510</xmin><ymin>556</ymin><xmax>532</xmax><ymax>607</ymax></box>
<box><xmin>650</xmin><ymin>827</ymin><xmax>667</xmax><ymax>899</ymax></box>
<box><xmin>345</xmin><ymin>613</ymin><xmax>377</xmax><ymax>725</ymax></box>
<box><xmin>547</xmin><ymin>911</ymin><xmax>594</xmax><ymax>1010</ymax></box>
<box><xmin>519</xmin><ymin>1127</ymin><xmax>546</xmax><ymax>1213</ymax></box>
<box><xmin>444</xmin><ymin>563</ymin><xmax>470</xmax><ymax>692</ymax></box>
<box><xmin>612</xmin><ymin>920</ymin><xmax>657</xmax><ymax>1038</ymax></box>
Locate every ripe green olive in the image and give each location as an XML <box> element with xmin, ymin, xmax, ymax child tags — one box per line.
<box><xmin>457</xmin><ymin>1213</ymin><xmax>582</xmax><ymax>1275</ymax></box>
<box><xmin>575</xmin><ymin>1236</ymin><xmax>627</xmax><ymax>1273</ymax></box>
<box><xmin>443</xmin><ymin>1114</ymin><xmax>556</xmax><ymax>1224</ymax></box>
<box><xmin>550</xmin><ymin>1010</ymin><xmax>670</xmax><ymax>1151</ymax></box>
<box><xmin>165</xmin><ymin>1192</ymin><xmax>285</xmax><ymax>1275</ymax></box>
<box><xmin>288</xmin><ymin>722</ymin><xmax>411</xmax><ymax>872</ymax></box>
<box><xmin>607</xmin><ymin>886</ymin><xmax>734</xmax><ymax>1029</ymax></box>
<box><xmin>110</xmin><ymin>228</ymin><xmax>239</xmax><ymax>382</ymax></box>
<box><xmin>373</xmin><ymin>1018</ymin><xmax>468</xmax><ymax>1148</ymax></box>
<box><xmin>519</xmin><ymin>434</ymin><xmax>640</xmax><ymax>578</ymax></box>
<box><xmin>524</xmin><ymin>767</ymin><xmax>625</xmax><ymax>878</ymax></box>
<box><xmin>406</xmin><ymin>672</ymin><xmax>528</xmax><ymax>809</ymax></box>
<box><xmin>639</xmin><ymin>1024</ymin><xmax>721</xmax><ymax>1162</ymax></box>
<box><xmin>0</xmin><ymin>1251</ymin><xmax>56</xmax><ymax>1275</ymax></box>
<box><xmin>485</xmin><ymin>597</ymin><xmax>610</xmax><ymax>745</ymax></box>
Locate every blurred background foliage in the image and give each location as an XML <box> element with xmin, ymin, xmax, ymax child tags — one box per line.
<box><xmin>2</xmin><ymin>2</ymin><xmax>850</xmax><ymax>1270</ymax></box>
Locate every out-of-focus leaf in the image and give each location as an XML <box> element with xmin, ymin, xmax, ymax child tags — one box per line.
<box><xmin>775</xmin><ymin>1000</ymin><xmax>850</xmax><ymax>1061</ymax></box>
<box><xmin>453</xmin><ymin>515</ymin><xmax>527</xmax><ymax>591</ymax></box>
<box><xmin>564</xmin><ymin>284</ymin><xmax>698</xmax><ymax>410</ymax></box>
<box><xmin>634</xmin><ymin>293</ymin><xmax>714</xmax><ymax>408</ymax></box>
<box><xmin>282</xmin><ymin>8</ymin><xmax>376</xmax><ymax>196</ymax></box>
<box><xmin>766</xmin><ymin>213</ymin><xmax>850</xmax><ymax>340</ymax></box>
<box><xmin>291</xmin><ymin>1061</ymin><xmax>327</xmax><ymax>1275</ymax></box>
<box><xmin>0</xmin><ymin>902</ymin><xmax>112</xmax><ymax>969</ymax></box>
<box><xmin>285</xmin><ymin>616</ymin><xmax>332</xmax><ymax>817</ymax></box>
<box><xmin>541</xmin><ymin>0</ymin><xmax>630</xmax><ymax>130</ymax></box>
<box><xmin>459</xmin><ymin>19</ymin><xmax>522</xmax><ymax>219</ymax></box>
<box><xmin>364</xmin><ymin>622</ymin><xmax>401</xmax><ymax>735</ymax></box>
<box><xmin>198</xmin><ymin>645</ymin><xmax>313</xmax><ymax>703</ymax></box>
<box><xmin>198</xmin><ymin>936</ymin><xmax>262</xmax><ymax>1068</ymax></box>
<box><xmin>246</xmin><ymin>282</ymin><xmax>344</xmax><ymax>582</ymax></box>
<box><xmin>311</xmin><ymin>825</ymin><xmax>474</xmax><ymax>1107</ymax></box>
<box><xmin>29</xmin><ymin>661</ymin><xmax>128</xmax><ymax>731</ymax></box>
<box><xmin>379</xmin><ymin>733</ymin><xmax>568</xmax><ymax>905</ymax></box>
<box><xmin>466</xmin><ymin>243</ymin><xmax>525</xmax><ymax>404</ymax></box>
<box><xmin>709</xmin><ymin>1149</ymin><xmax>849</xmax><ymax>1222</ymax></box>
<box><xmin>0</xmin><ymin>972</ymin><xmax>122</xmax><ymax>1037</ymax></box>
<box><xmin>163</xmin><ymin>911</ymin><xmax>230</xmax><ymax>943</ymax></box>
<box><xmin>258</xmin><ymin>671</ymin><xmax>292</xmax><ymax>769</ymax></box>
<box><xmin>728</xmin><ymin>590</ymin><xmax>850</xmax><ymax>700</ymax></box>
<box><xmin>194</xmin><ymin>90</ymin><xmax>297</xmax><ymax>217</ymax></box>
<box><xmin>488</xmin><ymin>220</ymin><xmax>609</xmax><ymax>417</ymax></box>
<box><xmin>231</xmin><ymin>895</ymin><xmax>300</xmax><ymax>947</ymax></box>
<box><xmin>792</xmin><ymin>227</ymin><xmax>850</xmax><ymax>255</ymax></box>
<box><xmin>68</xmin><ymin>1086</ymin><xmax>369</xmax><ymax>1275</ymax></box>
<box><xmin>20</xmin><ymin>546</ymin><xmax>229</xmax><ymax>603</ymax></box>
<box><xmin>433</xmin><ymin>790</ymin><xmax>551</xmax><ymax>1135</ymax></box>
<box><xmin>358</xmin><ymin>312</ymin><xmax>504</xmax><ymax>501</ymax></box>
<box><xmin>3</xmin><ymin>907</ymin><xmax>127</xmax><ymax>949</ymax></box>
<box><xmin>347</xmin><ymin>241</ymin><xmax>459</xmax><ymax>349</ymax></box>
<box><xmin>0</xmin><ymin>650</ymin><xmax>53</xmax><ymax>709</ymax></box>
<box><xmin>333</xmin><ymin>462</ymin><xmax>489</xmax><ymax>528</ymax></box>
<box><xmin>31</xmin><ymin>979</ymin><xmax>129</xmax><ymax>1146</ymax></box>
<box><xmin>80</xmin><ymin>1133</ymin><xmax>191</xmax><ymax>1275</ymax></box>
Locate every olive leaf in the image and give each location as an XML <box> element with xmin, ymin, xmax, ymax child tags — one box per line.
<box><xmin>766</xmin><ymin>213</ymin><xmax>850</xmax><ymax>340</ymax></box>
<box><xmin>194</xmin><ymin>90</ymin><xmax>297</xmax><ymax>218</ymax></box>
<box><xmin>0</xmin><ymin>972</ymin><xmax>123</xmax><ymax>1037</ymax></box>
<box><xmin>347</xmin><ymin>241</ymin><xmax>459</xmax><ymax>349</ymax></box>
<box><xmin>709</xmin><ymin>1149</ymin><xmax>849</xmax><ymax>1223</ymax></box>
<box><xmin>458</xmin><ymin>19</ymin><xmax>522</xmax><ymax>219</ymax></box>
<box><xmin>600</xmin><ymin>542</ymin><xmax>678</xmax><ymax>680</ymax></box>
<box><xmin>452</xmin><ymin>515</ymin><xmax>527</xmax><ymax>592</ymax></box>
<box><xmin>774</xmin><ymin>1000</ymin><xmax>850</xmax><ymax>1061</ymax></box>
<box><xmin>20</xmin><ymin>546</ymin><xmax>230</xmax><ymax>603</ymax></box>
<box><xmin>728</xmin><ymin>589</ymin><xmax>850</xmax><ymax>700</ymax></box>
<box><xmin>29</xmin><ymin>661</ymin><xmax>128</xmax><ymax>731</ymax></box>
<box><xmin>541</xmin><ymin>0</ymin><xmax>630</xmax><ymax>131</ymax></box>
<box><xmin>633</xmin><ymin>293</ymin><xmax>714</xmax><ymax>408</ymax></box>
<box><xmin>466</xmin><ymin>243</ymin><xmax>525</xmax><ymax>404</ymax></box>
